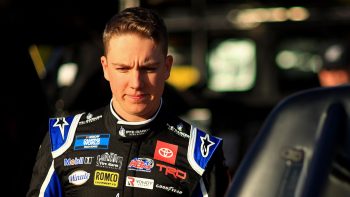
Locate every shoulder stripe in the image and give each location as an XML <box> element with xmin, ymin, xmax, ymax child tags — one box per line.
<box><xmin>187</xmin><ymin>127</ymin><xmax>204</xmax><ymax>175</ymax></box>
<box><xmin>39</xmin><ymin>161</ymin><xmax>62</xmax><ymax>197</ymax></box>
<box><xmin>50</xmin><ymin>113</ymin><xmax>83</xmax><ymax>158</ymax></box>
<box><xmin>187</xmin><ymin>127</ymin><xmax>222</xmax><ymax>175</ymax></box>
<box><xmin>199</xmin><ymin>178</ymin><xmax>209</xmax><ymax>197</ymax></box>
<box><xmin>192</xmin><ymin>178</ymin><xmax>209</xmax><ymax>197</ymax></box>
<box><xmin>39</xmin><ymin>161</ymin><xmax>54</xmax><ymax>197</ymax></box>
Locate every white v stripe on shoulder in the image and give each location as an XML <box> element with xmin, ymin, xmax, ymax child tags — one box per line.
<box><xmin>52</xmin><ymin>113</ymin><xmax>83</xmax><ymax>158</ymax></box>
<box><xmin>187</xmin><ymin>126</ymin><xmax>205</xmax><ymax>175</ymax></box>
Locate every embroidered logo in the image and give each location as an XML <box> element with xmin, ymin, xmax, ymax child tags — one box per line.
<box><xmin>68</xmin><ymin>170</ymin><xmax>90</xmax><ymax>185</ymax></box>
<box><xmin>154</xmin><ymin>140</ymin><xmax>178</xmax><ymax>165</ymax></box>
<box><xmin>126</xmin><ymin>176</ymin><xmax>154</xmax><ymax>190</ymax></box>
<box><xmin>128</xmin><ymin>158</ymin><xmax>154</xmax><ymax>172</ymax></box>
<box><xmin>96</xmin><ymin>152</ymin><xmax>123</xmax><ymax>170</ymax></box>
<box><xmin>64</xmin><ymin>157</ymin><xmax>93</xmax><ymax>166</ymax></box>
<box><xmin>74</xmin><ymin>134</ymin><xmax>110</xmax><ymax>150</ymax></box>
<box><xmin>53</xmin><ymin>117</ymin><xmax>69</xmax><ymax>139</ymax></box>
<box><xmin>200</xmin><ymin>134</ymin><xmax>215</xmax><ymax>157</ymax></box>
<box><xmin>79</xmin><ymin>113</ymin><xmax>102</xmax><ymax>125</ymax></box>
<box><xmin>156</xmin><ymin>163</ymin><xmax>186</xmax><ymax>180</ymax></box>
<box><xmin>118</xmin><ymin>126</ymin><xmax>126</xmax><ymax>137</ymax></box>
<box><xmin>167</xmin><ymin>123</ymin><xmax>189</xmax><ymax>138</ymax></box>
<box><xmin>94</xmin><ymin>170</ymin><xmax>119</xmax><ymax>188</ymax></box>
<box><xmin>156</xmin><ymin>184</ymin><xmax>183</xmax><ymax>194</ymax></box>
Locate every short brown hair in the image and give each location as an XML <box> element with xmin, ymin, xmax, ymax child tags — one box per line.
<box><xmin>102</xmin><ymin>7</ymin><xmax>168</xmax><ymax>56</ymax></box>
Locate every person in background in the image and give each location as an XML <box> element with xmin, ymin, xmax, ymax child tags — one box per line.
<box><xmin>318</xmin><ymin>40</ymin><xmax>350</xmax><ymax>87</ymax></box>
<box><xmin>26</xmin><ymin>7</ymin><xmax>230</xmax><ymax>197</ymax></box>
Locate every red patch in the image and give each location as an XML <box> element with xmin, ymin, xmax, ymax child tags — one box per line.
<box><xmin>154</xmin><ymin>140</ymin><xmax>178</xmax><ymax>165</ymax></box>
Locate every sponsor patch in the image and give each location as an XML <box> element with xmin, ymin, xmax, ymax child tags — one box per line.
<box><xmin>64</xmin><ymin>156</ymin><xmax>93</xmax><ymax>166</ymax></box>
<box><xmin>118</xmin><ymin>127</ymin><xmax>126</xmax><ymax>137</ymax></box>
<box><xmin>78</xmin><ymin>113</ymin><xmax>102</xmax><ymax>125</ymax></box>
<box><xmin>153</xmin><ymin>140</ymin><xmax>178</xmax><ymax>165</ymax></box>
<box><xmin>156</xmin><ymin>183</ymin><xmax>183</xmax><ymax>194</ymax></box>
<box><xmin>94</xmin><ymin>170</ymin><xmax>119</xmax><ymax>188</ymax></box>
<box><xmin>128</xmin><ymin>158</ymin><xmax>154</xmax><ymax>172</ymax></box>
<box><xmin>74</xmin><ymin>134</ymin><xmax>110</xmax><ymax>150</ymax></box>
<box><xmin>156</xmin><ymin>163</ymin><xmax>187</xmax><ymax>180</ymax></box>
<box><xmin>126</xmin><ymin>176</ymin><xmax>154</xmax><ymax>190</ymax></box>
<box><xmin>118</xmin><ymin>126</ymin><xmax>150</xmax><ymax>137</ymax></box>
<box><xmin>96</xmin><ymin>152</ymin><xmax>123</xmax><ymax>170</ymax></box>
<box><xmin>167</xmin><ymin>123</ymin><xmax>189</xmax><ymax>138</ymax></box>
<box><xmin>68</xmin><ymin>170</ymin><xmax>90</xmax><ymax>185</ymax></box>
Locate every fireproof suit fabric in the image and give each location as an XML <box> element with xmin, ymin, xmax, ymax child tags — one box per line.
<box><xmin>27</xmin><ymin>101</ymin><xmax>229</xmax><ymax>197</ymax></box>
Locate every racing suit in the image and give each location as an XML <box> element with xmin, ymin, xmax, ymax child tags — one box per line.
<box><xmin>27</xmin><ymin>100</ymin><xmax>229</xmax><ymax>197</ymax></box>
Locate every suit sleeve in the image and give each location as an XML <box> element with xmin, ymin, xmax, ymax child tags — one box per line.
<box><xmin>188</xmin><ymin>127</ymin><xmax>231</xmax><ymax>197</ymax></box>
<box><xmin>26</xmin><ymin>132</ymin><xmax>62</xmax><ymax>197</ymax></box>
<box><xmin>203</xmin><ymin>142</ymin><xmax>231</xmax><ymax>197</ymax></box>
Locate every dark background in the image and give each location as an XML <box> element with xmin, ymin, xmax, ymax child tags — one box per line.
<box><xmin>3</xmin><ymin>0</ymin><xmax>350</xmax><ymax>196</ymax></box>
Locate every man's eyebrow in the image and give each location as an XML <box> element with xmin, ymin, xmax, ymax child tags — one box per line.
<box><xmin>110</xmin><ymin>61</ymin><xmax>160</xmax><ymax>67</ymax></box>
<box><xmin>111</xmin><ymin>63</ymin><xmax>130</xmax><ymax>67</ymax></box>
<box><xmin>143</xmin><ymin>61</ymin><xmax>160</xmax><ymax>66</ymax></box>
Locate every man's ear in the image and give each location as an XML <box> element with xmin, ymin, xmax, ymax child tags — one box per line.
<box><xmin>164</xmin><ymin>55</ymin><xmax>173</xmax><ymax>80</ymax></box>
<box><xmin>101</xmin><ymin>56</ymin><xmax>110</xmax><ymax>81</ymax></box>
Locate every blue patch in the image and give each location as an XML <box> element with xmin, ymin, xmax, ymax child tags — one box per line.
<box><xmin>45</xmin><ymin>171</ymin><xmax>63</xmax><ymax>197</ymax></box>
<box><xmin>193</xmin><ymin>129</ymin><xmax>222</xmax><ymax>169</ymax></box>
<box><xmin>74</xmin><ymin>134</ymin><xmax>110</xmax><ymax>150</ymax></box>
<box><xmin>49</xmin><ymin>116</ymin><xmax>74</xmax><ymax>152</ymax></box>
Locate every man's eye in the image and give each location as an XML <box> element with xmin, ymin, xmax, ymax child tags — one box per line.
<box><xmin>143</xmin><ymin>67</ymin><xmax>157</xmax><ymax>72</ymax></box>
<box><xmin>116</xmin><ymin>67</ymin><xmax>129</xmax><ymax>72</ymax></box>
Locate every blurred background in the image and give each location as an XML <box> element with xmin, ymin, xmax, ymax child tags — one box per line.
<box><xmin>3</xmin><ymin>0</ymin><xmax>350</xmax><ymax>195</ymax></box>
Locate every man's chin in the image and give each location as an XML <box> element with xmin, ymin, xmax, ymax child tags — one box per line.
<box><xmin>128</xmin><ymin>105</ymin><xmax>148</xmax><ymax>114</ymax></box>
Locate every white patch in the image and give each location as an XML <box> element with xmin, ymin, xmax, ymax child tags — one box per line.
<box><xmin>68</xmin><ymin>170</ymin><xmax>90</xmax><ymax>185</ymax></box>
<box><xmin>126</xmin><ymin>176</ymin><xmax>154</xmax><ymax>190</ymax></box>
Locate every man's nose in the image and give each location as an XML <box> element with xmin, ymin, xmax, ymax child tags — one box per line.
<box><xmin>130</xmin><ymin>70</ymin><xmax>143</xmax><ymax>89</ymax></box>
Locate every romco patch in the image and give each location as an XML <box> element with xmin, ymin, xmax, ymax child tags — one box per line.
<box><xmin>94</xmin><ymin>170</ymin><xmax>119</xmax><ymax>188</ymax></box>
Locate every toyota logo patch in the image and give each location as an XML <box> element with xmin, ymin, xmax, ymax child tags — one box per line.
<box><xmin>153</xmin><ymin>140</ymin><xmax>178</xmax><ymax>165</ymax></box>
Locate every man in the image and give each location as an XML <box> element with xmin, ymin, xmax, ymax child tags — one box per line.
<box><xmin>318</xmin><ymin>41</ymin><xmax>350</xmax><ymax>87</ymax></box>
<box><xmin>27</xmin><ymin>7</ymin><xmax>230</xmax><ymax>197</ymax></box>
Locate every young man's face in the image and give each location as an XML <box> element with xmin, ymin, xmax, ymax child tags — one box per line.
<box><xmin>101</xmin><ymin>34</ymin><xmax>173</xmax><ymax>121</ymax></box>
